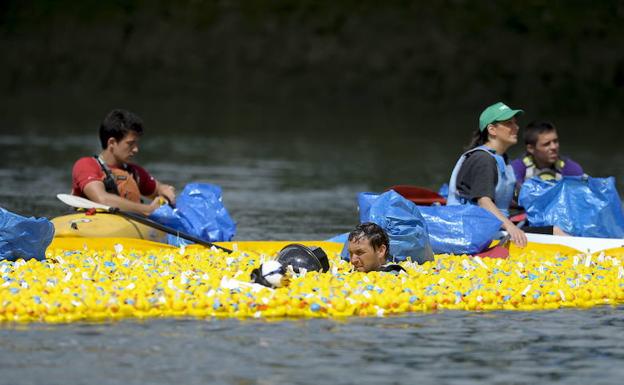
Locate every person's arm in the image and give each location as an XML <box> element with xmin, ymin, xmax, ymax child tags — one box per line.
<box><xmin>131</xmin><ymin>164</ymin><xmax>177</xmax><ymax>205</ymax></box>
<box><xmin>477</xmin><ymin>196</ymin><xmax>527</xmax><ymax>247</ymax></box>
<box><xmin>83</xmin><ymin>180</ymin><xmax>162</xmax><ymax>216</ymax></box>
<box><xmin>150</xmin><ymin>181</ymin><xmax>176</xmax><ymax>206</ymax></box>
<box><xmin>562</xmin><ymin>157</ymin><xmax>584</xmax><ymax>177</ymax></box>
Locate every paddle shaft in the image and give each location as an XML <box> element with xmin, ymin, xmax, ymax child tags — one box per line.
<box><xmin>104</xmin><ymin>208</ymin><xmax>232</xmax><ymax>252</ymax></box>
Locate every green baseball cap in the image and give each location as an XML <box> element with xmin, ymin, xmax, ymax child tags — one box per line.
<box><xmin>479</xmin><ymin>102</ymin><xmax>524</xmax><ymax>131</ymax></box>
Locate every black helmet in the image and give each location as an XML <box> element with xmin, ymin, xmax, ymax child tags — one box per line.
<box><xmin>277</xmin><ymin>244</ymin><xmax>330</xmax><ymax>273</ymax></box>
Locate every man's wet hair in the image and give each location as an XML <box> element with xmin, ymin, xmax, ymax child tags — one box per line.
<box><xmin>524</xmin><ymin>121</ymin><xmax>557</xmax><ymax>146</ymax></box>
<box><xmin>99</xmin><ymin>109</ymin><xmax>144</xmax><ymax>149</ymax></box>
<box><xmin>348</xmin><ymin>222</ymin><xmax>390</xmax><ymax>258</ymax></box>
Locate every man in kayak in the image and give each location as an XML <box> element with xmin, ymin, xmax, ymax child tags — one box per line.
<box><xmin>347</xmin><ymin>222</ymin><xmax>406</xmax><ymax>274</ymax></box>
<box><xmin>71</xmin><ymin>109</ymin><xmax>176</xmax><ymax>216</ymax></box>
<box><xmin>511</xmin><ymin>120</ymin><xmax>584</xmax><ymax>188</ymax></box>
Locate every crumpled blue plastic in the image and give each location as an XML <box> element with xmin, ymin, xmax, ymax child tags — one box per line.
<box><xmin>519</xmin><ymin>176</ymin><xmax>624</xmax><ymax>238</ymax></box>
<box><xmin>357</xmin><ymin>192</ymin><xmax>379</xmax><ymax>223</ymax></box>
<box><xmin>438</xmin><ymin>183</ymin><xmax>449</xmax><ymax>198</ymax></box>
<box><xmin>417</xmin><ymin>205</ymin><xmax>502</xmax><ymax>254</ymax></box>
<box><xmin>357</xmin><ymin>191</ymin><xmax>502</xmax><ymax>255</ymax></box>
<box><xmin>1</xmin><ymin>207</ymin><xmax>55</xmax><ymax>261</ymax></box>
<box><xmin>149</xmin><ymin>183</ymin><xmax>236</xmax><ymax>246</ymax></box>
<box><xmin>342</xmin><ymin>190</ymin><xmax>434</xmax><ymax>264</ymax></box>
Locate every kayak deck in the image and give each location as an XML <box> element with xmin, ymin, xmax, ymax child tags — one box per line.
<box><xmin>51</xmin><ymin>212</ymin><xmax>168</xmax><ymax>243</ymax></box>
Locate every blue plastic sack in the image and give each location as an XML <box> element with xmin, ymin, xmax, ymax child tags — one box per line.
<box><xmin>357</xmin><ymin>192</ymin><xmax>378</xmax><ymax>223</ymax></box>
<box><xmin>149</xmin><ymin>183</ymin><xmax>236</xmax><ymax>246</ymax></box>
<box><xmin>519</xmin><ymin>176</ymin><xmax>624</xmax><ymax>238</ymax></box>
<box><xmin>343</xmin><ymin>190</ymin><xmax>434</xmax><ymax>264</ymax></box>
<box><xmin>417</xmin><ymin>205</ymin><xmax>502</xmax><ymax>254</ymax></box>
<box><xmin>326</xmin><ymin>232</ymin><xmax>348</xmax><ymax>244</ymax></box>
<box><xmin>356</xmin><ymin>191</ymin><xmax>502</xmax><ymax>255</ymax></box>
<box><xmin>1</xmin><ymin>207</ymin><xmax>54</xmax><ymax>261</ymax></box>
<box><xmin>438</xmin><ymin>183</ymin><xmax>449</xmax><ymax>199</ymax></box>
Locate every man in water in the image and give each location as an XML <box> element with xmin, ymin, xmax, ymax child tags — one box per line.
<box><xmin>347</xmin><ymin>222</ymin><xmax>406</xmax><ymax>273</ymax></box>
<box><xmin>511</xmin><ymin>120</ymin><xmax>584</xmax><ymax>189</ymax></box>
<box><xmin>71</xmin><ymin>109</ymin><xmax>176</xmax><ymax>215</ymax></box>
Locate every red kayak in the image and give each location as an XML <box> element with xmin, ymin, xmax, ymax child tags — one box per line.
<box><xmin>389</xmin><ymin>184</ymin><xmax>527</xmax><ymax>223</ymax></box>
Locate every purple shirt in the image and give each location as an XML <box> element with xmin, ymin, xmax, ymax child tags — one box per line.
<box><xmin>511</xmin><ymin>155</ymin><xmax>584</xmax><ymax>186</ymax></box>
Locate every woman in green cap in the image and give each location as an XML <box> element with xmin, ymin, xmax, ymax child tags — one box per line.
<box><xmin>447</xmin><ymin>102</ymin><xmax>527</xmax><ymax>247</ymax></box>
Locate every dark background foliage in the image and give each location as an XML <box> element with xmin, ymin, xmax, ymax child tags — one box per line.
<box><xmin>2</xmin><ymin>0</ymin><xmax>623</xmax><ymax>135</ymax></box>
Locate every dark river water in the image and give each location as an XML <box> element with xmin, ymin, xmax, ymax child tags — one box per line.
<box><xmin>1</xmin><ymin>114</ymin><xmax>624</xmax><ymax>384</ymax></box>
<box><xmin>2</xmin><ymin>308</ymin><xmax>624</xmax><ymax>385</ymax></box>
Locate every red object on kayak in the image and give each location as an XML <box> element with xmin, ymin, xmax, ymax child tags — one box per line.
<box><xmin>474</xmin><ymin>235</ymin><xmax>511</xmax><ymax>259</ymax></box>
<box><xmin>509</xmin><ymin>212</ymin><xmax>527</xmax><ymax>224</ymax></box>
<box><xmin>389</xmin><ymin>185</ymin><xmax>447</xmax><ymax>206</ymax></box>
<box><xmin>474</xmin><ymin>244</ymin><xmax>510</xmax><ymax>259</ymax></box>
<box><xmin>390</xmin><ymin>185</ymin><xmax>527</xmax><ymax>223</ymax></box>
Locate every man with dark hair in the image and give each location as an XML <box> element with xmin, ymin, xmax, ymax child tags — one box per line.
<box><xmin>71</xmin><ymin>109</ymin><xmax>176</xmax><ymax>215</ymax></box>
<box><xmin>347</xmin><ymin>222</ymin><xmax>406</xmax><ymax>273</ymax></box>
<box><xmin>511</xmin><ymin>121</ymin><xmax>584</xmax><ymax>188</ymax></box>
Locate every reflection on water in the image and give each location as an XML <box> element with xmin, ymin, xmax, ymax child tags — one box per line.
<box><xmin>1</xmin><ymin>307</ymin><xmax>624</xmax><ymax>385</ymax></box>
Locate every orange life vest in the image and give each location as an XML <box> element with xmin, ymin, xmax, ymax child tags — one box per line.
<box><xmin>94</xmin><ymin>156</ymin><xmax>142</xmax><ymax>203</ymax></box>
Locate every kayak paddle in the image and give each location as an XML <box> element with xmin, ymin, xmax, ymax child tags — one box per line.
<box><xmin>56</xmin><ymin>194</ymin><xmax>232</xmax><ymax>253</ymax></box>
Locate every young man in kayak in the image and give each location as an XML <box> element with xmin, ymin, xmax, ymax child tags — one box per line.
<box><xmin>71</xmin><ymin>109</ymin><xmax>176</xmax><ymax>216</ymax></box>
<box><xmin>347</xmin><ymin>222</ymin><xmax>406</xmax><ymax>274</ymax></box>
<box><xmin>511</xmin><ymin>120</ymin><xmax>584</xmax><ymax>188</ymax></box>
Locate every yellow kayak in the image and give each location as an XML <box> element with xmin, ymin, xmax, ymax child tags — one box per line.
<box><xmin>51</xmin><ymin>212</ymin><xmax>168</xmax><ymax>243</ymax></box>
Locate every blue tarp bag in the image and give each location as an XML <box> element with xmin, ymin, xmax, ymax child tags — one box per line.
<box><xmin>417</xmin><ymin>205</ymin><xmax>502</xmax><ymax>255</ymax></box>
<box><xmin>150</xmin><ymin>183</ymin><xmax>236</xmax><ymax>246</ymax></box>
<box><xmin>326</xmin><ymin>232</ymin><xmax>348</xmax><ymax>244</ymax></box>
<box><xmin>519</xmin><ymin>176</ymin><xmax>624</xmax><ymax>238</ymax></box>
<box><xmin>357</xmin><ymin>192</ymin><xmax>378</xmax><ymax>223</ymax></box>
<box><xmin>438</xmin><ymin>183</ymin><xmax>449</xmax><ymax>199</ymax></box>
<box><xmin>342</xmin><ymin>190</ymin><xmax>434</xmax><ymax>264</ymax></box>
<box><xmin>0</xmin><ymin>207</ymin><xmax>54</xmax><ymax>261</ymax></box>
<box><xmin>357</xmin><ymin>191</ymin><xmax>502</xmax><ymax>255</ymax></box>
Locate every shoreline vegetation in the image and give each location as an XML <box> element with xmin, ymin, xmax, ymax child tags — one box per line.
<box><xmin>1</xmin><ymin>1</ymin><xmax>623</xmax><ymax>128</ymax></box>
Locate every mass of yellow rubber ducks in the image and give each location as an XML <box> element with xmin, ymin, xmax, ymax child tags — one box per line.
<box><xmin>1</xmin><ymin>241</ymin><xmax>624</xmax><ymax>323</ymax></box>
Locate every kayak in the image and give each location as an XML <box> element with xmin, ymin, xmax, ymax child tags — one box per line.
<box><xmin>1</xmin><ymin>234</ymin><xmax>623</xmax><ymax>324</ymax></box>
<box><xmin>525</xmin><ymin>233</ymin><xmax>624</xmax><ymax>254</ymax></box>
<box><xmin>51</xmin><ymin>212</ymin><xmax>168</xmax><ymax>243</ymax></box>
<box><xmin>51</xmin><ymin>196</ymin><xmax>228</xmax><ymax>249</ymax></box>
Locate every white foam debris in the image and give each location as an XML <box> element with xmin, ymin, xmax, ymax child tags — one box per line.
<box><xmin>521</xmin><ymin>284</ymin><xmax>532</xmax><ymax>296</ymax></box>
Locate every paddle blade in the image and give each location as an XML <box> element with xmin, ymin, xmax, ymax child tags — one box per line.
<box><xmin>56</xmin><ymin>194</ymin><xmax>111</xmax><ymax>211</ymax></box>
